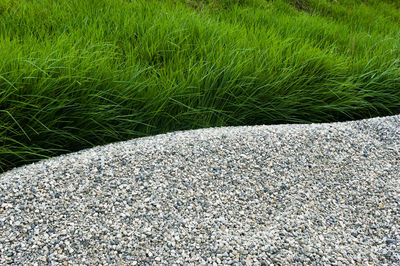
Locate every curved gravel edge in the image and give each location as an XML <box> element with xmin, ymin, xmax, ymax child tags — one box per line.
<box><xmin>1</xmin><ymin>115</ymin><xmax>399</xmax><ymax>265</ymax></box>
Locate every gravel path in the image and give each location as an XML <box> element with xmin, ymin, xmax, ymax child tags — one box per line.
<box><xmin>1</xmin><ymin>115</ymin><xmax>399</xmax><ymax>265</ymax></box>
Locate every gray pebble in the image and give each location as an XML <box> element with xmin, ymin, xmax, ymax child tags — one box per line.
<box><xmin>1</xmin><ymin>115</ymin><xmax>399</xmax><ymax>264</ymax></box>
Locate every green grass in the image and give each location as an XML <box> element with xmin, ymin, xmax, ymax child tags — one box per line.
<box><xmin>0</xmin><ymin>0</ymin><xmax>399</xmax><ymax>172</ymax></box>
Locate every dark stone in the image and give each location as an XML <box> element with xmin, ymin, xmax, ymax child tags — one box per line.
<box><xmin>386</xmin><ymin>239</ymin><xmax>396</xmax><ymax>246</ymax></box>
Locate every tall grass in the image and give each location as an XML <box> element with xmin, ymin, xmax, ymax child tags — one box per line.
<box><xmin>0</xmin><ymin>0</ymin><xmax>399</xmax><ymax>172</ymax></box>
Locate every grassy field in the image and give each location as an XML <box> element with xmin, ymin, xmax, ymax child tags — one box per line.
<box><xmin>0</xmin><ymin>0</ymin><xmax>399</xmax><ymax>172</ymax></box>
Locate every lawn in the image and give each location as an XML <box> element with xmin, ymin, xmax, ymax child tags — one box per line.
<box><xmin>0</xmin><ymin>0</ymin><xmax>399</xmax><ymax>172</ymax></box>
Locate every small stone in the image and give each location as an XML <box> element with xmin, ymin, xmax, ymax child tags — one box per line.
<box><xmin>0</xmin><ymin>114</ymin><xmax>398</xmax><ymax>265</ymax></box>
<box><xmin>386</xmin><ymin>239</ymin><xmax>395</xmax><ymax>245</ymax></box>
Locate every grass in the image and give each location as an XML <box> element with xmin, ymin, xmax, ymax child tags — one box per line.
<box><xmin>0</xmin><ymin>0</ymin><xmax>399</xmax><ymax>173</ymax></box>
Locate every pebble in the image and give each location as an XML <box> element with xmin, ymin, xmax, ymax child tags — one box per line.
<box><xmin>0</xmin><ymin>115</ymin><xmax>399</xmax><ymax>264</ymax></box>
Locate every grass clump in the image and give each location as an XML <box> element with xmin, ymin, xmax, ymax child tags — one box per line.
<box><xmin>0</xmin><ymin>0</ymin><xmax>399</xmax><ymax>172</ymax></box>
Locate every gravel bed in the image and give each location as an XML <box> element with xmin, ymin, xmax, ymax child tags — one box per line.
<box><xmin>1</xmin><ymin>115</ymin><xmax>399</xmax><ymax>265</ymax></box>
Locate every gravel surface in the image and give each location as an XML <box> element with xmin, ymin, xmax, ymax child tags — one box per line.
<box><xmin>1</xmin><ymin>115</ymin><xmax>399</xmax><ymax>265</ymax></box>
